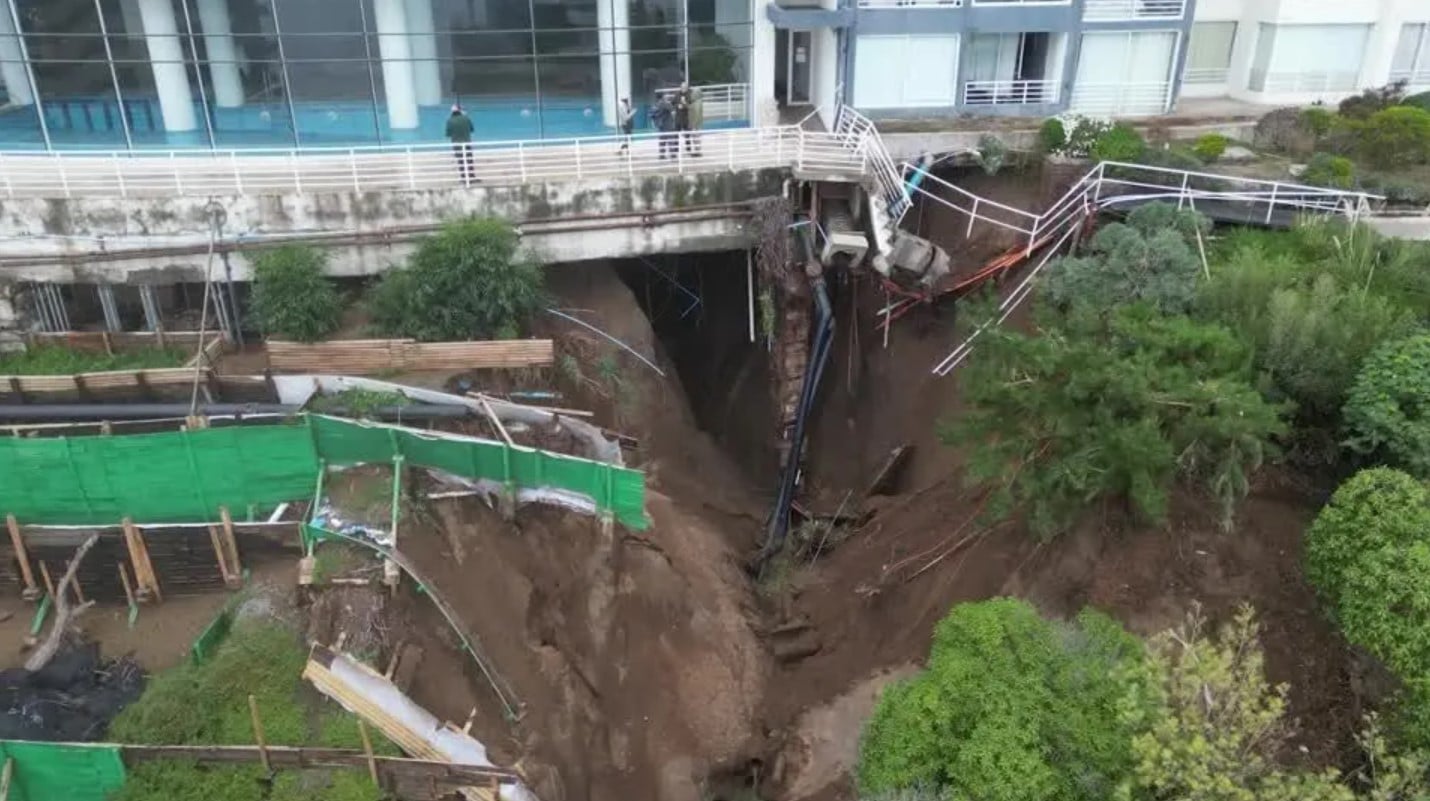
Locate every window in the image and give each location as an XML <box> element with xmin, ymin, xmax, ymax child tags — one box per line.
<box><xmin>1184</xmin><ymin>21</ymin><xmax>1235</xmax><ymax>84</ymax></box>
<box><xmin>1249</xmin><ymin>23</ymin><xmax>1370</xmax><ymax>94</ymax></box>
<box><xmin>853</xmin><ymin>33</ymin><xmax>958</xmax><ymax>108</ymax></box>
<box><xmin>1070</xmin><ymin>30</ymin><xmax>1176</xmax><ymax>115</ymax></box>
<box><xmin>1393</xmin><ymin>23</ymin><xmax>1430</xmax><ymax>87</ymax></box>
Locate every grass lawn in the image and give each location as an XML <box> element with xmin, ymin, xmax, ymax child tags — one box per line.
<box><xmin>0</xmin><ymin>344</ymin><xmax>190</xmax><ymax>375</ymax></box>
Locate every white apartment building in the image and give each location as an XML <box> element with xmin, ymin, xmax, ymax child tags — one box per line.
<box><xmin>1184</xmin><ymin>0</ymin><xmax>1430</xmax><ymax>106</ymax></box>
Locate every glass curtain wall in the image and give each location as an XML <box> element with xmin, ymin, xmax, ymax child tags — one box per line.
<box><xmin>0</xmin><ymin>0</ymin><xmax>751</xmax><ymax>150</ymax></box>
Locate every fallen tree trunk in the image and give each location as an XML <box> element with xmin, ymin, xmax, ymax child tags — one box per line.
<box><xmin>24</xmin><ymin>534</ymin><xmax>99</xmax><ymax>672</ymax></box>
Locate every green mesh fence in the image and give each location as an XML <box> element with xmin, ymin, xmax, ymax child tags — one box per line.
<box><xmin>0</xmin><ymin>414</ymin><xmax>647</xmax><ymax>530</ymax></box>
<box><xmin>191</xmin><ymin>603</ymin><xmax>235</xmax><ymax>666</ymax></box>
<box><xmin>0</xmin><ymin>741</ymin><xmax>126</xmax><ymax>801</ymax></box>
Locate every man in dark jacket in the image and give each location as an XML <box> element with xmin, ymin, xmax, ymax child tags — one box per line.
<box><xmin>616</xmin><ymin>97</ymin><xmax>636</xmax><ymax>155</ymax></box>
<box><xmin>445</xmin><ymin>104</ymin><xmax>476</xmax><ymax>184</ymax></box>
<box><xmin>651</xmin><ymin>92</ymin><xmax>677</xmax><ymax>160</ymax></box>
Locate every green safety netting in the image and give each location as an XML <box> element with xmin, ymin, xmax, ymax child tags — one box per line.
<box><xmin>0</xmin><ymin>414</ymin><xmax>647</xmax><ymax>530</ymax></box>
<box><xmin>0</xmin><ymin>741</ymin><xmax>126</xmax><ymax>801</ymax></box>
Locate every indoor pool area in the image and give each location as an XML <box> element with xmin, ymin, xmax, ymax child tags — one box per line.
<box><xmin>0</xmin><ymin>94</ymin><xmax>749</xmax><ymax>151</ymax></box>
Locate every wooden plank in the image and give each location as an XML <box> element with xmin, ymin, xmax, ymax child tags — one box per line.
<box><xmin>118</xmin><ymin>744</ymin><xmax>521</xmax><ymax>781</ymax></box>
<box><xmin>263</xmin><ymin>339</ymin><xmax>555</xmax><ymax>373</ymax></box>
<box><xmin>0</xmin><ymin>756</ymin><xmax>12</xmax><ymax>801</ymax></box>
<box><xmin>219</xmin><ymin>506</ymin><xmax>243</xmax><ymax>582</ymax></box>
<box><xmin>248</xmin><ymin>694</ymin><xmax>270</xmax><ymax>773</ymax></box>
<box><xmin>6</xmin><ymin>514</ymin><xmax>38</xmax><ymax>599</ymax></box>
<box><xmin>208</xmin><ymin>526</ymin><xmax>232</xmax><ymax>584</ymax></box>
<box><xmin>118</xmin><ymin>562</ymin><xmax>136</xmax><ymax>608</ymax></box>
<box><xmin>38</xmin><ymin>560</ymin><xmax>55</xmax><ymax>599</ymax></box>
<box><xmin>358</xmin><ymin>719</ymin><xmax>379</xmax><ymax>785</ymax></box>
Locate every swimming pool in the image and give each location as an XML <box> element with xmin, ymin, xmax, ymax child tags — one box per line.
<box><xmin>0</xmin><ymin>94</ymin><xmax>748</xmax><ymax>151</ymax></box>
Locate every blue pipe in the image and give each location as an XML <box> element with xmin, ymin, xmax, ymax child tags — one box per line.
<box><xmin>758</xmin><ymin>221</ymin><xmax>836</xmax><ymax>567</ymax></box>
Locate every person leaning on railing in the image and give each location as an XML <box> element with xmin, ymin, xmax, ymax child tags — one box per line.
<box><xmin>681</xmin><ymin>84</ymin><xmax>703</xmax><ymax>157</ymax></box>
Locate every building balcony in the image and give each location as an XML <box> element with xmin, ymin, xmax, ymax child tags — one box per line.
<box><xmin>1249</xmin><ymin>69</ymin><xmax>1359</xmax><ymax>94</ymax></box>
<box><xmin>857</xmin><ymin>0</ymin><xmax>962</xmax><ymax>8</ymax></box>
<box><xmin>962</xmin><ymin>79</ymin><xmax>1060</xmax><ymax>106</ymax></box>
<box><xmin>1083</xmin><ymin>0</ymin><xmax>1186</xmax><ymax>22</ymax></box>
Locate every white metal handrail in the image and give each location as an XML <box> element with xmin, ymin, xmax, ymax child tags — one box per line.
<box><xmin>857</xmin><ymin>0</ymin><xmax>963</xmax><ymax>7</ymax></box>
<box><xmin>833</xmin><ymin>105</ymin><xmax>911</xmax><ymax>221</ymax></box>
<box><xmin>1070</xmin><ymin>82</ymin><xmax>1174</xmax><ymax>116</ymax></box>
<box><xmin>962</xmin><ymin>79</ymin><xmax>1060</xmax><ymax>106</ymax></box>
<box><xmin>1082</xmin><ymin>0</ymin><xmax>1186</xmax><ymax>20</ymax></box>
<box><xmin>653</xmin><ymin>82</ymin><xmax>751</xmax><ymax>123</ymax></box>
<box><xmin>0</xmin><ymin>124</ymin><xmax>866</xmax><ymax>199</ymax></box>
<box><xmin>921</xmin><ymin>159</ymin><xmax>1381</xmax><ymax>376</ymax></box>
<box><xmin>1250</xmin><ymin>70</ymin><xmax>1359</xmax><ymax>94</ymax></box>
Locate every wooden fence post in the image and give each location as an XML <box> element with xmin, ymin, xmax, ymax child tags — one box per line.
<box><xmin>6</xmin><ymin>514</ymin><xmax>38</xmax><ymax>600</ymax></box>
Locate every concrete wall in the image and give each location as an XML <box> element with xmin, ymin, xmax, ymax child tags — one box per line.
<box><xmin>0</xmin><ymin>169</ymin><xmax>787</xmax><ymax>286</ymax></box>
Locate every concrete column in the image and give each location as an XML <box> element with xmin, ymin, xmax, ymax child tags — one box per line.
<box><xmin>405</xmin><ymin>0</ymin><xmax>443</xmax><ymax>107</ymax></box>
<box><xmin>373</xmin><ymin>0</ymin><xmax>419</xmax><ymax>132</ymax></box>
<box><xmin>0</xmin><ymin>2</ymin><xmax>32</xmax><ymax>106</ymax></box>
<box><xmin>196</xmin><ymin>0</ymin><xmax>244</xmax><ymax>108</ymax></box>
<box><xmin>597</xmin><ymin>0</ymin><xmax>633</xmax><ymax>127</ymax></box>
<box><xmin>751</xmin><ymin>0</ymin><xmax>778</xmax><ymax>125</ymax></box>
<box><xmin>137</xmin><ymin>0</ymin><xmax>198</xmax><ymax>133</ymax></box>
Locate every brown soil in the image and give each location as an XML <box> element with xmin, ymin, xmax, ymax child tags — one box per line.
<box><xmin>0</xmin><ymin>560</ymin><xmax>295</xmax><ymax>673</ymax></box>
<box><xmin>324</xmin><ymin>464</ymin><xmax>396</xmax><ymax>534</ymax></box>
<box><xmin>299</xmin><ymin>240</ymin><xmax>1354</xmax><ymax>801</ymax></box>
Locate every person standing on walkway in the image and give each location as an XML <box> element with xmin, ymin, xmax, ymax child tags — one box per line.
<box><xmin>683</xmin><ymin>84</ymin><xmax>703</xmax><ymax>157</ymax></box>
<box><xmin>674</xmin><ymin>82</ymin><xmax>692</xmax><ymax>152</ymax></box>
<box><xmin>616</xmin><ymin>97</ymin><xmax>636</xmax><ymax>155</ymax></box>
<box><xmin>651</xmin><ymin>92</ymin><xmax>677</xmax><ymax>160</ymax></box>
<box><xmin>446</xmin><ymin>104</ymin><xmax>476</xmax><ymax>185</ymax></box>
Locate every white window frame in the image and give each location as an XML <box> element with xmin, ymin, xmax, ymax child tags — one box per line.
<box><xmin>1183</xmin><ymin>21</ymin><xmax>1237</xmax><ymax>84</ymax></box>
<box><xmin>852</xmin><ymin>34</ymin><xmax>961</xmax><ymax>109</ymax></box>
<box><xmin>1392</xmin><ymin>23</ymin><xmax>1430</xmax><ymax>88</ymax></box>
<box><xmin>1070</xmin><ymin>29</ymin><xmax>1180</xmax><ymax>116</ymax></box>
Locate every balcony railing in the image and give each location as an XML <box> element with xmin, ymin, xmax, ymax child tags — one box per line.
<box><xmin>1390</xmin><ymin>68</ymin><xmax>1430</xmax><ymax>89</ymax></box>
<box><xmin>655</xmin><ymin>82</ymin><xmax>750</xmax><ymax>122</ymax></box>
<box><xmin>857</xmin><ymin>0</ymin><xmax>963</xmax><ymax>8</ymax></box>
<box><xmin>1183</xmin><ymin>67</ymin><xmax>1230</xmax><ymax>84</ymax></box>
<box><xmin>0</xmin><ymin>124</ymin><xmax>869</xmax><ymax>199</ymax></box>
<box><xmin>962</xmin><ymin>79</ymin><xmax>1059</xmax><ymax>106</ymax></box>
<box><xmin>1082</xmin><ymin>0</ymin><xmax>1186</xmax><ymax>21</ymax></box>
<box><xmin>1250</xmin><ymin>69</ymin><xmax>1359</xmax><ymax>94</ymax></box>
<box><xmin>1069</xmin><ymin>81</ymin><xmax>1172</xmax><ymax>116</ymax></box>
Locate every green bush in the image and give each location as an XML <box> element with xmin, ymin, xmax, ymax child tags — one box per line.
<box><xmin>1191</xmin><ymin>133</ymin><xmax>1229</xmax><ymax>162</ymax></box>
<box><xmin>1038</xmin><ymin>118</ymin><xmax>1067</xmax><ymax>154</ymax></box>
<box><xmin>1301</xmin><ymin>153</ymin><xmax>1356</xmax><ymax>189</ymax></box>
<box><xmin>1300</xmin><ymin>106</ymin><xmax>1337</xmax><ymax>139</ymax></box>
<box><xmin>249</xmin><ymin>245</ymin><xmax>342</xmax><ymax>343</ymax></box>
<box><xmin>0</xmin><ymin>344</ymin><xmax>188</xmax><ymax>375</ymax></box>
<box><xmin>1356</xmin><ymin>106</ymin><xmax>1430</xmax><ymax>168</ymax></box>
<box><xmin>1339</xmin><ymin>81</ymin><xmax>1409</xmax><ymax>120</ymax></box>
<box><xmin>858</xmin><ymin>599</ymin><xmax>1148</xmax><ymax>801</ymax></box>
<box><xmin>1043</xmin><ymin>203</ymin><xmax>1208</xmax><ymax>314</ymax></box>
<box><xmin>1407</xmin><ymin>91</ymin><xmax>1430</xmax><ymax>112</ymax></box>
<box><xmin>1253</xmin><ymin>107</ymin><xmax>1317</xmax><ymax>156</ymax></box>
<box><xmin>1064</xmin><ymin>116</ymin><xmax>1112</xmax><ymax>158</ymax></box>
<box><xmin>1090</xmin><ymin>123</ymin><xmax>1146</xmax><ymax>163</ymax></box>
<box><xmin>1344</xmin><ymin>334</ymin><xmax>1430</xmax><ymax>476</ymax></box>
<box><xmin>1306</xmin><ymin>467</ymin><xmax>1430</xmax><ymax>608</ymax></box>
<box><xmin>943</xmin><ymin>303</ymin><xmax>1285</xmax><ymax>537</ymax></box>
<box><xmin>368</xmin><ymin>217</ymin><xmax>544</xmax><ymax>342</ymax></box>
<box><xmin>111</xmin><ymin>762</ymin><xmax>266</xmax><ymax>801</ymax></box>
<box><xmin>974</xmin><ymin>134</ymin><xmax>1007</xmax><ymax>176</ymax></box>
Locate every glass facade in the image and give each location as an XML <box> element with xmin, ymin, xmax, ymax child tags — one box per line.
<box><xmin>0</xmin><ymin>0</ymin><xmax>753</xmax><ymax>150</ymax></box>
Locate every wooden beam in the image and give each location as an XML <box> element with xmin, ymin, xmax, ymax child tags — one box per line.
<box><xmin>38</xmin><ymin>560</ymin><xmax>55</xmax><ymax>600</ymax></box>
<box><xmin>118</xmin><ymin>562</ymin><xmax>136</xmax><ymax>608</ymax></box>
<box><xmin>0</xmin><ymin>756</ymin><xmax>12</xmax><ymax>801</ymax></box>
<box><xmin>248</xmin><ymin>694</ymin><xmax>270</xmax><ymax>774</ymax></box>
<box><xmin>209</xmin><ymin>526</ymin><xmax>232</xmax><ymax>585</ymax></box>
<box><xmin>120</xmin><ymin>518</ymin><xmax>147</xmax><ymax>602</ymax></box>
<box><xmin>123</xmin><ymin>518</ymin><xmax>161</xmax><ymax>603</ymax></box>
<box><xmin>219</xmin><ymin>506</ymin><xmax>242</xmax><ymax>581</ymax></box>
<box><xmin>6</xmin><ymin>514</ymin><xmax>38</xmax><ymax>600</ymax></box>
<box><xmin>358</xmin><ymin>719</ymin><xmax>378</xmax><ymax>786</ymax></box>
<box><xmin>118</xmin><ymin>743</ymin><xmax>522</xmax><ymax>782</ymax></box>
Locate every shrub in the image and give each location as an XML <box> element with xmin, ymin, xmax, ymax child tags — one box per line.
<box><xmin>1356</xmin><ymin>106</ymin><xmax>1430</xmax><ymax>168</ymax></box>
<box><xmin>858</xmin><ymin>599</ymin><xmax>1148</xmax><ymax>801</ymax></box>
<box><xmin>1306</xmin><ymin>467</ymin><xmax>1430</xmax><ymax>608</ymax></box>
<box><xmin>1362</xmin><ymin>173</ymin><xmax>1430</xmax><ymax>209</ymax></box>
<box><xmin>1301</xmin><ymin>153</ymin><xmax>1356</xmax><ymax>189</ymax></box>
<box><xmin>942</xmin><ymin>304</ymin><xmax>1285</xmax><ymax>537</ymax></box>
<box><xmin>1300</xmin><ymin>106</ymin><xmax>1336</xmax><ymax>139</ymax></box>
<box><xmin>1338</xmin><ymin>80</ymin><xmax>1409</xmax><ymax>120</ymax></box>
<box><xmin>1064</xmin><ymin>115</ymin><xmax>1112</xmax><ymax>158</ymax></box>
<box><xmin>249</xmin><ymin>245</ymin><xmax>342</xmax><ymax>343</ymax></box>
<box><xmin>1191</xmin><ymin>133</ymin><xmax>1229</xmax><ymax>162</ymax></box>
<box><xmin>1038</xmin><ymin>118</ymin><xmax>1067</xmax><ymax>154</ymax></box>
<box><xmin>1253</xmin><ymin>107</ymin><xmax>1317</xmax><ymax>155</ymax></box>
<box><xmin>1090</xmin><ymin>123</ymin><xmax>1146</xmax><ymax>163</ymax></box>
<box><xmin>112</xmin><ymin>762</ymin><xmax>267</xmax><ymax>801</ymax></box>
<box><xmin>1407</xmin><ymin>91</ymin><xmax>1430</xmax><ymax>113</ymax></box>
<box><xmin>1196</xmin><ymin>240</ymin><xmax>1417</xmax><ymax>428</ymax></box>
<box><xmin>1043</xmin><ymin>203</ymin><xmax>1208</xmax><ymax>314</ymax></box>
<box><xmin>368</xmin><ymin>218</ymin><xmax>544</xmax><ymax>341</ymax></box>
<box><xmin>1344</xmin><ymin>334</ymin><xmax>1430</xmax><ymax>475</ymax></box>
<box><xmin>974</xmin><ymin>134</ymin><xmax>1007</xmax><ymax>176</ymax></box>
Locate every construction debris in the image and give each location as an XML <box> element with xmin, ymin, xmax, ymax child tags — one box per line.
<box><xmin>24</xmin><ymin>535</ymin><xmax>99</xmax><ymax>673</ymax></box>
<box><xmin>303</xmin><ymin>644</ymin><xmax>535</xmax><ymax>801</ymax></box>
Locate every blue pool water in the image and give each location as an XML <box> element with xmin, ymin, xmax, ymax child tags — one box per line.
<box><xmin>0</xmin><ymin>95</ymin><xmax>747</xmax><ymax>151</ymax></box>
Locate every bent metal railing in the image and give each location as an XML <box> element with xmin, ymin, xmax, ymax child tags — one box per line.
<box><xmin>0</xmin><ymin>123</ymin><xmax>868</xmax><ymax>199</ymax></box>
<box><xmin>914</xmin><ymin>159</ymin><xmax>1380</xmax><ymax>376</ymax></box>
